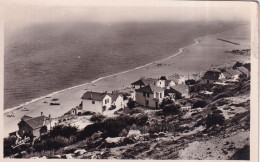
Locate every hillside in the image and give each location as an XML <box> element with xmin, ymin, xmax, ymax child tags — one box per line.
<box><xmin>4</xmin><ymin>73</ymin><xmax>250</xmax><ymax>160</ymax></box>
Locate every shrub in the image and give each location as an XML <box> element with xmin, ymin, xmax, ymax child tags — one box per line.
<box><xmin>77</xmin><ymin>123</ymin><xmax>102</xmax><ymax>141</ymax></box>
<box><xmin>192</xmin><ymin>99</ymin><xmax>208</xmax><ymax>108</ymax></box>
<box><xmin>160</xmin><ymin>98</ymin><xmax>174</xmax><ymax>109</ymax></box>
<box><xmin>90</xmin><ymin>114</ymin><xmax>106</xmax><ymax>123</ymax></box>
<box><xmin>127</xmin><ymin>98</ymin><xmax>136</xmax><ymax>109</ymax></box>
<box><xmin>40</xmin><ymin>126</ymin><xmax>47</xmax><ymax>135</ymax></box>
<box><xmin>162</xmin><ymin>103</ymin><xmax>181</xmax><ymax>115</ymax></box>
<box><xmin>205</xmin><ymin>113</ymin><xmax>225</xmax><ymax>128</ymax></box>
<box><xmin>133</xmin><ymin>114</ymin><xmax>148</xmax><ymax>126</ymax></box>
<box><xmin>82</xmin><ymin>111</ymin><xmax>96</xmax><ymax>116</ymax></box>
<box><xmin>50</xmin><ymin>125</ymin><xmax>78</xmax><ymax>138</ymax></box>
<box><xmin>213</xmin><ymin>91</ymin><xmax>234</xmax><ymax>101</ymax></box>
<box><xmin>129</xmin><ymin>108</ymin><xmax>144</xmax><ymax>115</ymax></box>
<box><xmin>213</xmin><ymin>109</ymin><xmax>223</xmax><ymax>114</ymax></box>
<box><xmin>4</xmin><ymin>136</ymin><xmax>16</xmax><ymax>157</ymax></box>
<box><xmin>119</xmin><ymin>128</ymin><xmax>128</xmax><ymax>137</ymax></box>
<box><xmin>34</xmin><ymin>136</ymin><xmax>70</xmax><ymax>151</ymax></box>
<box><xmin>102</xmin><ymin>117</ymin><xmax>129</xmax><ymax>137</ymax></box>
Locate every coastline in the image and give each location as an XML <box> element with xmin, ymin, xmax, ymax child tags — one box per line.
<box><xmin>4</xmin><ymin>33</ymin><xmax>201</xmax><ymax>114</ymax></box>
<box><xmin>3</xmin><ymin>25</ymin><xmax>250</xmax><ymax>137</ymax></box>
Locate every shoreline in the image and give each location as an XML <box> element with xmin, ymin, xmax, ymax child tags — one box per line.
<box><xmin>3</xmin><ymin>25</ymin><xmax>250</xmax><ymax>137</ymax></box>
<box><xmin>4</xmin><ymin>26</ymin><xmax>236</xmax><ymax>113</ymax></box>
<box><xmin>4</xmin><ymin>33</ymin><xmax>202</xmax><ymax>114</ymax></box>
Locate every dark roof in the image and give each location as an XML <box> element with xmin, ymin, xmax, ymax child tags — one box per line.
<box><xmin>23</xmin><ymin>115</ymin><xmax>49</xmax><ymax>129</ymax></box>
<box><xmin>136</xmin><ymin>84</ymin><xmax>163</xmax><ymax>93</ymax></box>
<box><xmin>223</xmin><ymin>68</ymin><xmax>242</xmax><ymax>78</ymax></box>
<box><xmin>21</xmin><ymin>115</ymin><xmax>33</xmax><ymax>121</ymax></box>
<box><xmin>171</xmin><ymin>84</ymin><xmax>189</xmax><ymax>94</ymax></box>
<box><xmin>108</xmin><ymin>93</ymin><xmax>123</xmax><ymax>102</ymax></box>
<box><xmin>81</xmin><ymin>92</ymin><xmax>108</xmax><ymax>101</ymax></box>
<box><xmin>165</xmin><ymin>80</ymin><xmax>174</xmax><ymax>86</ymax></box>
<box><xmin>131</xmin><ymin>78</ymin><xmax>158</xmax><ymax>86</ymax></box>
<box><xmin>237</xmin><ymin>66</ymin><xmax>249</xmax><ymax>75</ymax></box>
<box><xmin>202</xmin><ymin>70</ymin><xmax>221</xmax><ymax>80</ymax></box>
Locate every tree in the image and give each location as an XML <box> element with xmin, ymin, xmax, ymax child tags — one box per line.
<box><xmin>40</xmin><ymin>125</ymin><xmax>47</xmax><ymax>135</ymax></box>
<box><xmin>159</xmin><ymin>98</ymin><xmax>174</xmax><ymax>109</ymax></box>
<box><xmin>162</xmin><ymin>103</ymin><xmax>181</xmax><ymax>115</ymax></box>
<box><xmin>127</xmin><ymin>98</ymin><xmax>136</xmax><ymax>109</ymax></box>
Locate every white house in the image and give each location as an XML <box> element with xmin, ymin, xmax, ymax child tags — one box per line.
<box><xmin>108</xmin><ymin>93</ymin><xmax>125</xmax><ymax>109</ymax></box>
<box><xmin>135</xmin><ymin>84</ymin><xmax>164</xmax><ymax>108</ymax></box>
<box><xmin>201</xmin><ymin>69</ymin><xmax>226</xmax><ymax>84</ymax></box>
<box><xmin>168</xmin><ymin>73</ymin><xmax>186</xmax><ymax>84</ymax></box>
<box><xmin>131</xmin><ymin>77</ymin><xmax>166</xmax><ymax>89</ymax></box>
<box><xmin>81</xmin><ymin>91</ymin><xmax>112</xmax><ymax>114</ymax></box>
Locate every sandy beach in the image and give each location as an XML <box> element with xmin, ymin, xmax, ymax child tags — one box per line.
<box><xmin>3</xmin><ymin>25</ymin><xmax>250</xmax><ymax>137</ymax></box>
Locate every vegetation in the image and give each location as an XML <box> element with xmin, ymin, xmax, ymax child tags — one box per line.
<box><xmin>205</xmin><ymin>113</ymin><xmax>225</xmax><ymax>128</ymax></box>
<box><xmin>127</xmin><ymin>98</ymin><xmax>136</xmax><ymax>109</ymax></box>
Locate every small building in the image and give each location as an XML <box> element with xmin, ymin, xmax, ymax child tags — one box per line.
<box><xmin>170</xmin><ymin>84</ymin><xmax>190</xmax><ymax>99</ymax></box>
<box><xmin>81</xmin><ymin>91</ymin><xmax>112</xmax><ymax>114</ymax></box>
<box><xmin>135</xmin><ymin>84</ymin><xmax>164</xmax><ymax>108</ymax></box>
<box><xmin>18</xmin><ymin>114</ymin><xmax>51</xmax><ymax>138</ymax></box>
<box><xmin>165</xmin><ymin>80</ymin><xmax>176</xmax><ymax>88</ymax></box>
<box><xmin>237</xmin><ymin>66</ymin><xmax>250</xmax><ymax>78</ymax></box>
<box><xmin>201</xmin><ymin>69</ymin><xmax>226</xmax><ymax>84</ymax></box>
<box><xmin>167</xmin><ymin>73</ymin><xmax>186</xmax><ymax>85</ymax></box>
<box><xmin>131</xmin><ymin>77</ymin><xmax>166</xmax><ymax>89</ymax></box>
<box><xmin>222</xmin><ymin>68</ymin><xmax>242</xmax><ymax>80</ymax></box>
<box><xmin>108</xmin><ymin>93</ymin><xmax>125</xmax><ymax>109</ymax></box>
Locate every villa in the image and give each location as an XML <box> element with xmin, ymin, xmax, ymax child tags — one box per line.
<box><xmin>201</xmin><ymin>69</ymin><xmax>226</xmax><ymax>84</ymax></box>
<box><xmin>18</xmin><ymin>113</ymin><xmax>52</xmax><ymax>138</ymax></box>
<box><xmin>81</xmin><ymin>91</ymin><xmax>112</xmax><ymax>114</ymax></box>
<box><xmin>135</xmin><ymin>84</ymin><xmax>165</xmax><ymax>108</ymax></box>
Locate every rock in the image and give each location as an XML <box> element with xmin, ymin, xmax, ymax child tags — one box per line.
<box><xmin>65</xmin><ymin>154</ymin><xmax>74</xmax><ymax>159</ymax></box>
<box><xmin>21</xmin><ymin>151</ymin><xmax>27</xmax><ymax>155</ymax></box>
<box><xmin>30</xmin><ymin>157</ymin><xmax>40</xmax><ymax>159</ymax></box>
<box><xmin>105</xmin><ymin>137</ymin><xmax>124</xmax><ymax>144</ymax></box>
<box><xmin>40</xmin><ymin>156</ymin><xmax>47</xmax><ymax>159</ymax></box>
<box><xmin>127</xmin><ymin>130</ymin><xmax>141</xmax><ymax>138</ymax></box>
<box><xmin>74</xmin><ymin>149</ymin><xmax>87</xmax><ymax>155</ymax></box>
<box><xmin>50</xmin><ymin>155</ymin><xmax>61</xmax><ymax>159</ymax></box>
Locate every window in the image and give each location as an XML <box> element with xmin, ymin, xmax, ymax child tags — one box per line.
<box><xmin>105</xmin><ymin>99</ymin><xmax>109</xmax><ymax>104</ymax></box>
<box><xmin>143</xmin><ymin>92</ymin><xmax>146</xmax><ymax>97</ymax></box>
<box><xmin>147</xmin><ymin>93</ymin><xmax>150</xmax><ymax>98</ymax></box>
<box><xmin>160</xmin><ymin>93</ymin><xmax>162</xmax><ymax>98</ymax></box>
<box><xmin>92</xmin><ymin>101</ymin><xmax>95</xmax><ymax>104</ymax></box>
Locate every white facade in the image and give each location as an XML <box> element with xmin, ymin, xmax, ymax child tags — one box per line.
<box><xmin>156</xmin><ymin>80</ymin><xmax>166</xmax><ymax>88</ymax></box>
<box><xmin>202</xmin><ymin>73</ymin><xmax>226</xmax><ymax>84</ymax></box>
<box><xmin>136</xmin><ymin>91</ymin><xmax>164</xmax><ymax>108</ymax></box>
<box><xmin>82</xmin><ymin>95</ymin><xmax>112</xmax><ymax>114</ymax></box>
<box><xmin>111</xmin><ymin>95</ymin><xmax>125</xmax><ymax>109</ymax></box>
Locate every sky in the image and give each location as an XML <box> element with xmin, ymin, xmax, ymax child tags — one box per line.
<box><xmin>4</xmin><ymin>3</ymin><xmax>252</xmax><ymax>36</ymax></box>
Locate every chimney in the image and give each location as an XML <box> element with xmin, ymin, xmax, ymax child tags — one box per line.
<box><xmin>41</xmin><ymin>112</ymin><xmax>43</xmax><ymax>116</ymax></box>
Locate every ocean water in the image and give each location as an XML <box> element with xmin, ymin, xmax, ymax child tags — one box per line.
<box><xmin>4</xmin><ymin>21</ymin><xmax>243</xmax><ymax>109</ymax></box>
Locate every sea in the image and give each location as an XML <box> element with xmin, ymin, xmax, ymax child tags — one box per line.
<box><xmin>4</xmin><ymin>20</ymin><xmax>245</xmax><ymax>110</ymax></box>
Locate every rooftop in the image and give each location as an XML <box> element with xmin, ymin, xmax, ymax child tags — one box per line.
<box><xmin>81</xmin><ymin>91</ymin><xmax>108</xmax><ymax>101</ymax></box>
<box><xmin>136</xmin><ymin>84</ymin><xmax>164</xmax><ymax>93</ymax></box>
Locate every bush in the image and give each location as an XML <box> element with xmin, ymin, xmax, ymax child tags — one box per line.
<box><xmin>130</xmin><ymin>108</ymin><xmax>144</xmax><ymax>115</ymax></box>
<box><xmin>4</xmin><ymin>136</ymin><xmax>16</xmax><ymax>157</ymax></box>
<box><xmin>50</xmin><ymin>125</ymin><xmax>78</xmax><ymax>138</ymax></box>
<box><xmin>213</xmin><ymin>91</ymin><xmax>234</xmax><ymax>101</ymax></box>
<box><xmin>160</xmin><ymin>98</ymin><xmax>174</xmax><ymax>109</ymax></box>
<box><xmin>127</xmin><ymin>98</ymin><xmax>136</xmax><ymax>109</ymax></box>
<box><xmin>192</xmin><ymin>99</ymin><xmax>208</xmax><ymax>108</ymax></box>
<box><xmin>90</xmin><ymin>114</ymin><xmax>106</xmax><ymax>123</ymax></box>
<box><xmin>162</xmin><ymin>103</ymin><xmax>181</xmax><ymax>115</ymax></box>
<box><xmin>205</xmin><ymin>113</ymin><xmax>225</xmax><ymax>128</ymax></box>
<box><xmin>82</xmin><ymin>111</ymin><xmax>96</xmax><ymax>116</ymax></box>
<box><xmin>77</xmin><ymin>123</ymin><xmax>102</xmax><ymax>141</ymax></box>
<box><xmin>34</xmin><ymin>136</ymin><xmax>70</xmax><ymax>151</ymax></box>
